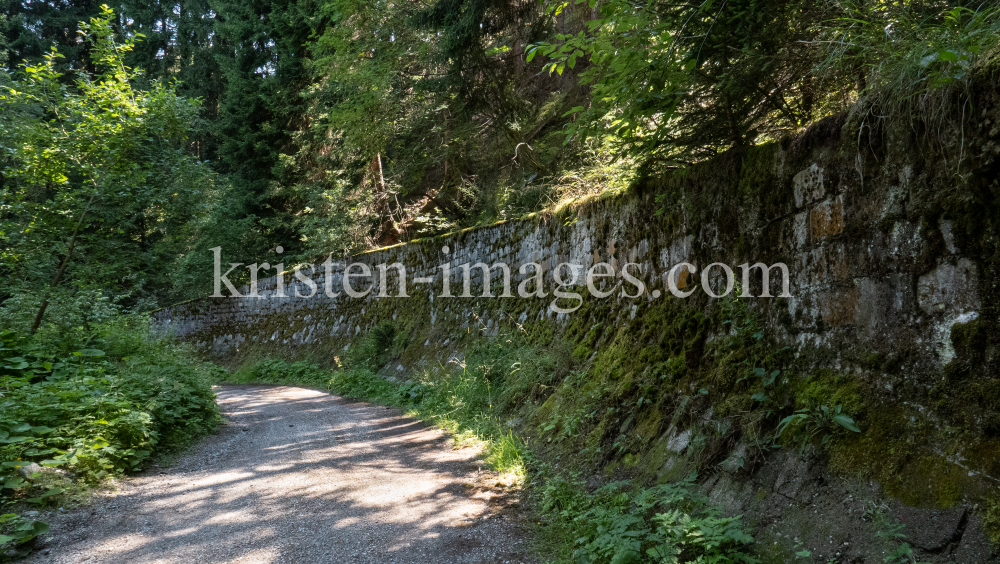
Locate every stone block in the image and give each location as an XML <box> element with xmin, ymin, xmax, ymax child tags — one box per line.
<box><xmin>794</xmin><ymin>163</ymin><xmax>825</xmax><ymax>208</ymax></box>
<box><xmin>917</xmin><ymin>258</ymin><xmax>980</xmax><ymax>316</ymax></box>
<box><xmin>809</xmin><ymin>196</ymin><xmax>844</xmax><ymax>241</ymax></box>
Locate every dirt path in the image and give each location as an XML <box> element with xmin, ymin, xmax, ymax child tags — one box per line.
<box><xmin>25</xmin><ymin>385</ymin><xmax>533</xmax><ymax>564</ymax></box>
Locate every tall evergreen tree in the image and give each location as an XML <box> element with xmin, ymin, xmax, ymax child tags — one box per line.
<box><xmin>0</xmin><ymin>0</ymin><xmax>101</xmax><ymax>72</ymax></box>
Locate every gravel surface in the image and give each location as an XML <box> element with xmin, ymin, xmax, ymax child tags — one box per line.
<box><xmin>25</xmin><ymin>385</ymin><xmax>534</xmax><ymax>564</ymax></box>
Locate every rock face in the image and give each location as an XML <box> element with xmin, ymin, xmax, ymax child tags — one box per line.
<box><xmin>154</xmin><ymin>84</ymin><xmax>1000</xmax><ymax>561</ymax></box>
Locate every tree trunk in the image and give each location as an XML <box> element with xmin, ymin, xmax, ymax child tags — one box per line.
<box><xmin>29</xmin><ymin>193</ymin><xmax>97</xmax><ymax>336</ymax></box>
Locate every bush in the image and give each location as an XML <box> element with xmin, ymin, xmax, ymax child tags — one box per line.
<box><xmin>0</xmin><ymin>289</ymin><xmax>120</xmax><ymax>355</ymax></box>
<box><xmin>538</xmin><ymin>474</ymin><xmax>759</xmax><ymax>564</ymax></box>
<box><xmin>0</xmin><ymin>318</ymin><xmax>221</xmax><ymax>555</ymax></box>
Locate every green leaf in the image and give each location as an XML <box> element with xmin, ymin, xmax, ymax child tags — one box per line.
<box><xmin>750</xmin><ymin>392</ymin><xmax>769</xmax><ymax>402</ymax></box>
<box><xmin>77</xmin><ymin>349</ymin><xmax>105</xmax><ymax>357</ymax></box>
<box><xmin>3</xmin><ymin>478</ymin><xmax>26</xmax><ymax>489</ymax></box>
<box><xmin>610</xmin><ymin>549</ymin><xmax>641</xmax><ymax>564</ymax></box>
<box><xmin>30</xmin><ymin>520</ymin><xmax>49</xmax><ymax>536</ymax></box>
<box><xmin>0</xmin><ymin>461</ymin><xmax>31</xmax><ymax>468</ymax></box>
<box><xmin>40</xmin><ymin>459</ymin><xmax>68</xmax><ymax>467</ymax></box>
<box><xmin>764</xmin><ymin>370</ymin><xmax>779</xmax><ymax>386</ymax></box>
<box><xmin>0</xmin><ymin>436</ymin><xmax>32</xmax><ymax>444</ymax></box>
<box><xmin>833</xmin><ymin>414</ymin><xmax>861</xmax><ymax>433</ymax></box>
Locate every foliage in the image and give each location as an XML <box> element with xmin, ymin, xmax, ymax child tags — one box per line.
<box><xmin>859</xmin><ymin>499</ymin><xmax>928</xmax><ymax>564</ymax></box>
<box><xmin>814</xmin><ymin>1</ymin><xmax>1000</xmax><ymax>138</ymax></box>
<box><xmin>0</xmin><ymin>512</ymin><xmax>47</xmax><ymax>559</ymax></box>
<box><xmin>207</xmin><ymin>0</ymin><xmax>319</xmax><ymax>260</ymax></box>
<box><xmin>877</xmin><ymin>522</ymin><xmax>922</xmax><ymax>564</ymax></box>
<box><xmin>286</xmin><ymin>0</ymin><xmax>439</xmax><ymax>252</ymax></box>
<box><xmin>0</xmin><ymin>1</ymin><xmax>101</xmax><ymax>76</ymax></box>
<box><xmin>529</xmin><ymin>0</ymin><xmax>826</xmax><ymax>164</ymax></box>
<box><xmin>807</xmin><ymin>0</ymin><xmax>1000</xmax><ymax>188</ymax></box>
<box><xmin>412</xmin><ymin>0</ymin><xmax>540</xmax><ymax>120</ymax></box>
<box><xmin>0</xmin><ymin>289</ymin><xmax>119</xmax><ymax>354</ymax></box>
<box><xmin>226</xmin><ymin>358</ymin><xmax>332</xmax><ymax>390</ymax></box>
<box><xmin>0</xmin><ymin>5</ymin><xmax>216</xmax><ymax>310</ymax></box>
<box><xmin>5</xmin><ymin>0</ymin><xmax>998</xmax><ymax>271</ymax></box>
<box><xmin>342</xmin><ymin>322</ymin><xmax>401</xmax><ymax>371</ymax></box>
<box><xmin>983</xmin><ymin>489</ymin><xmax>1000</xmax><ymax>545</ymax></box>
<box><xmin>0</xmin><ymin>316</ymin><xmax>220</xmax><ymax>555</ymax></box>
<box><xmin>537</xmin><ymin>473</ymin><xmax>758</xmax><ymax>564</ymax></box>
<box><xmin>711</xmin><ymin>294</ymin><xmax>864</xmax><ymax>459</ymax></box>
<box><xmin>776</xmin><ymin>404</ymin><xmax>861</xmax><ymax>453</ymax></box>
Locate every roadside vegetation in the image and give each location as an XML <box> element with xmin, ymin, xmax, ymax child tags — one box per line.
<box><xmin>0</xmin><ymin>308</ymin><xmax>220</xmax><ymax>558</ymax></box>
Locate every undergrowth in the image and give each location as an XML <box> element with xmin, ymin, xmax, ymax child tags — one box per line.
<box><xmin>534</xmin><ymin>470</ymin><xmax>758</xmax><ymax>564</ymax></box>
<box><xmin>817</xmin><ymin>2</ymin><xmax>1000</xmax><ymax>168</ymax></box>
<box><xmin>0</xmin><ymin>316</ymin><xmax>221</xmax><ymax>559</ymax></box>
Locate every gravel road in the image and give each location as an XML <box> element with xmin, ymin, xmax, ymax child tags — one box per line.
<box><xmin>25</xmin><ymin>385</ymin><xmax>534</xmax><ymax>564</ymax></box>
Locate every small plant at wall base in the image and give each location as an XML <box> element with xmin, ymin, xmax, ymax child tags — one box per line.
<box><xmin>535</xmin><ymin>471</ymin><xmax>759</xmax><ymax>564</ymax></box>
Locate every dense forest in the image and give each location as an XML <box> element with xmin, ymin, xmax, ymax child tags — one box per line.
<box><xmin>1</xmin><ymin>0</ymin><xmax>998</xmax><ymax>318</ymax></box>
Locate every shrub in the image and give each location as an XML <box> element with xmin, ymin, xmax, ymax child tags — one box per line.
<box><xmin>0</xmin><ymin>319</ymin><xmax>220</xmax><ymax>554</ymax></box>
<box><xmin>538</xmin><ymin>474</ymin><xmax>759</xmax><ymax>564</ymax></box>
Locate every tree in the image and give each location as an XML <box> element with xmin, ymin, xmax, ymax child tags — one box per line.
<box><xmin>529</xmin><ymin>0</ymin><xmax>828</xmax><ymax>166</ymax></box>
<box><xmin>0</xmin><ymin>5</ymin><xmax>215</xmax><ymax>325</ymax></box>
<box><xmin>0</xmin><ymin>0</ymin><xmax>102</xmax><ymax>74</ymax></box>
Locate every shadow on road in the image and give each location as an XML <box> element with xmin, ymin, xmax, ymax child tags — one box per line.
<box><xmin>27</xmin><ymin>386</ymin><xmax>531</xmax><ymax>564</ymax></box>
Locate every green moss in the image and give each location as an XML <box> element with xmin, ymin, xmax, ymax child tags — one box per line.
<box><xmin>983</xmin><ymin>489</ymin><xmax>1000</xmax><ymax>545</ymax></box>
<box><xmin>754</xmin><ymin>488</ymin><xmax>770</xmax><ymax>502</ymax></box>
<box><xmin>862</xmin><ymin>352</ymin><xmax>882</xmax><ymax>369</ymax></box>
<box><xmin>795</xmin><ymin>370</ymin><xmax>864</xmax><ymax>415</ymax></box>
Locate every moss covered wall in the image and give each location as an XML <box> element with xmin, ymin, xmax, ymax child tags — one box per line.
<box><xmin>156</xmin><ymin>126</ymin><xmax>990</xmax><ymax>395</ymax></box>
